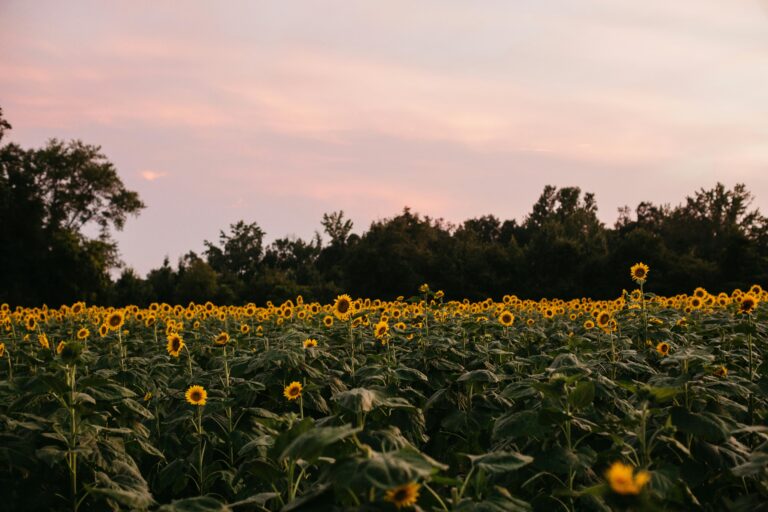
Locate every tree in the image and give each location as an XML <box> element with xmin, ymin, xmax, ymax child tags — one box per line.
<box><xmin>0</xmin><ymin>109</ymin><xmax>145</xmax><ymax>305</ymax></box>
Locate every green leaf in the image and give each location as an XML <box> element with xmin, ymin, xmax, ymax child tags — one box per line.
<box><xmin>568</xmin><ymin>380</ymin><xmax>595</xmax><ymax>409</ymax></box>
<box><xmin>669</xmin><ymin>407</ymin><xmax>728</xmax><ymax>442</ymax></box>
<box><xmin>333</xmin><ymin>388</ymin><xmax>379</xmax><ymax>413</ymax></box>
<box><xmin>467</xmin><ymin>451</ymin><xmax>534</xmax><ymax>474</ymax></box>
<box><xmin>280</xmin><ymin>424</ymin><xmax>361</xmax><ymax>462</ymax></box>
<box><xmin>457</xmin><ymin>369</ymin><xmax>499</xmax><ymax>383</ymax></box>
<box><xmin>157</xmin><ymin>496</ymin><xmax>230</xmax><ymax>512</ymax></box>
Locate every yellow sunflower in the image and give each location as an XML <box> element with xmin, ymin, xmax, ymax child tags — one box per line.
<box><xmin>384</xmin><ymin>482</ymin><xmax>421</xmax><ymax>509</ymax></box>
<box><xmin>656</xmin><ymin>341</ymin><xmax>670</xmax><ymax>356</ymax></box>
<box><xmin>596</xmin><ymin>310</ymin><xmax>611</xmax><ymax>329</ymax></box>
<box><xmin>214</xmin><ymin>331</ymin><xmax>230</xmax><ymax>346</ymax></box>
<box><xmin>166</xmin><ymin>333</ymin><xmax>185</xmax><ymax>357</ymax></box>
<box><xmin>303</xmin><ymin>338</ymin><xmax>318</xmax><ymax>348</ymax></box>
<box><xmin>283</xmin><ymin>381</ymin><xmax>303</xmax><ymax>401</ymax></box>
<box><xmin>739</xmin><ymin>294</ymin><xmax>758</xmax><ymax>315</ymax></box>
<box><xmin>714</xmin><ymin>365</ymin><xmax>728</xmax><ymax>378</ymax></box>
<box><xmin>56</xmin><ymin>341</ymin><xmax>66</xmax><ymax>355</ymax></box>
<box><xmin>38</xmin><ymin>333</ymin><xmax>50</xmax><ymax>350</ymax></box>
<box><xmin>106</xmin><ymin>310</ymin><xmax>125</xmax><ymax>331</ymax></box>
<box><xmin>630</xmin><ymin>262</ymin><xmax>649</xmax><ymax>283</ymax></box>
<box><xmin>333</xmin><ymin>294</ymin><xmax>354</xmax><ymax>321</ymax></box>
<box><xmin>374</xmin><ymin>320</ymin><xmax>389</xmax><ymax>339</ymax></box>
<box><xmin>323</xmin><ymin>315</ymin><xmax>334</xmax><ymax>328</ymax></box>
<box><xmin>185</xmin><ymin>385</ymin><xmax>207</xmax><ymax>406</ymax></box>
<box><xmin>605</xmin><ymin>461</ymin><xmax>650</xmax><ymax>495</ymax></box>
<box><xmin>0</xmin><ymin>342</ymin><xmax>5</xmax><ymax>358</ymax></box>
<box><xmin>498</xmin><ymin>311</ymin><xmax>515</xmax><ymax>327</ymax></box>
<box><xmin>76</xmin><ymin>327</ymin><xmax>90</xmax><ymax>340</ymax></box>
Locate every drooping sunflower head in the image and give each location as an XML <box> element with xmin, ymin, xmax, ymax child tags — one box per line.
<box><xmin>333</xmin><ymin>294</ymin><xmax>354</xmax><ymax>321</ymax></box>
<box><xmin>38</xmin><ymin>333</ymin><xmax>50</xmax><ymax>350</ymax></box>
<box><xmin>166</xmin><ymin>333</ymin><xmax>184</xmax><ymax>357</ymax></box>
<box><xmin>56</xmin><ymin>341</ymin><xmax>66</xmax><ymax>355</ymax></box>
<box><xmin>283</xmin><ymin>381</ymin><xmax>303</xmax><ymax>401</ymax></box>
<box><xmin>630</xmin><ymin>263</ymin><xmax>650</xmax><ymax>283</ymax></box>
<box><xmin>498</xmin><ymin>311</ymin><xmax>515</xmax><ymax>327</ymax></box>
<box><xmin>739</xmin><ymin>294</ymin><xmax>759</xmax><ymax>315</ymax></box>
<box><xmin>656</xmin><ymin>341</ymin><xmax>670</xmax><ymax>356</ymax></box>
<box><xmin>214</xmin><ymin>331</ymin><xmax>230</xmax><ymax>346</ymax></box>
<box><xmin>384</xmin><ymin>482</ymin><xmax>421</xmax><ymax>509</ymax></box>
<box><xmin>185</xmin><ymin>385</ymin><xmax>207</xmax><ymax>406</ymax></box>
<box><xmin>303</xmin><ymin>338</ymin><xmax>318</xmax><ymax>348</ymax></box>
<box><xmin>605</xmin><ymin>461</ymin><xmax>650</xmax><ymax>495</ymax></box>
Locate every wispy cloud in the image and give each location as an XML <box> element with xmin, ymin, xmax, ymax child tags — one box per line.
<box><xmin>140</xmin><ymin>170</ymin><xmax>167</xmax><ymax>182</ymax></box>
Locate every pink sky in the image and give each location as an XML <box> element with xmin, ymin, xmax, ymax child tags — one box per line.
<box><xmin>2</xmin><ymin>1</ymin><xmax>768</xmax><ymax>274</ymax></box>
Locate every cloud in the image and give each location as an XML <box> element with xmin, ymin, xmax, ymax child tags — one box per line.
<box><xmin>140</xmin><ymin>170</ymin><xmax>167</xmax><ymax>181</ymax></box>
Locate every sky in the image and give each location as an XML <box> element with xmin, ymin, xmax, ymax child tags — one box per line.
<box><xmin>2</xmin><ymin>1</ymin><xmax>768</xmax><ymax>275</ymax></box>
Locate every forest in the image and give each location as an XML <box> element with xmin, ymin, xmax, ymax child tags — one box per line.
<box><xmin>1</xmin><ymin>107</ymin><xmax>766</xmax><ymax>306</ymax></box>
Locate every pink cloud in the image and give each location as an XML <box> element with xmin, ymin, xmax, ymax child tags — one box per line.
<box><xmin>140</xmin><ymin>170</ymin><xmax>167</xmax><ymax>181</ymax></box>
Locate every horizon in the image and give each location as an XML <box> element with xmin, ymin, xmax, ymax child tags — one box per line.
<box><xmin>2</xmin><ymin>1</ymin><xmax>768</xmax><ymax>275</ymax></box>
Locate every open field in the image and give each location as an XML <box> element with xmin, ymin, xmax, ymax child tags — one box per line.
<box><xmin>0</xmin><ymin>276</ymin><xmax>766</xmax><ymax>511</ymax></box>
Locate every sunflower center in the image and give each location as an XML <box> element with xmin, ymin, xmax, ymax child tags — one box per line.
<box><xmin>191</xmin><ymin>391</ymin><xmax>202</xmax><ymax>401</ymax></box>
<box><xmin>338</xmin><ymin>301</ymin><xmax>350</xmax><ymax>313</ymax></box>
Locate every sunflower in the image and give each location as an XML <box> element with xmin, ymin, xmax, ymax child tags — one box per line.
<box><xmin>498</xmin><ymin>311</ymin><xmax>515</xmax><ymax>327</ymax></box>
<box><xmin>240</xmin><ymin>323</ymin><xmax>250</xmax><ymax>334</ymax></box>
<box><xmin>333</xmin><ymin>294</ymin><xmax>353</xmax><ymax>321</ymax></box>
<box><xmin>143</xmin><ymin>391</ymin><xmax>153</xmax><ymax>402</ymax></box>
<box><xmin>106</xmin><ymin>310</ymin><xmax>125</xmax><ymax>331</ymax></box>
<box><xmin>374</xmin><ymin>320</ymin><xmax>389</xmax><ymax>339</ymax></box>
<box><xmin>283</xmin><ymin>381</ymin><xmax>303</xmax><ymax>401</ymax></box>
<box><xmin>605</xmin><ymin>461</ymin><xmax>650</xmax><ymax>495</ymax></box>
<box><xmin>713</xmin><ymin>365</ymin><xmax>728</xmax><ymax>378</ymax></box>
<box><xmin>419</xmin><ymin>283</ymin><xmax>429</xmax><ymax>293</ymax></box>
<box><xmin>0</xmin><ymin>342</ymin><xmax>5</xmax><ymax>358</ymax></box>
<box><xmin>56</xmin><ymin>341</ymin><xmax>66</xmax><ymax>355</ymax></box>
<box><xmin>739</xmin><ymin>294</ymin><xmax>759</xmax><ymax>315</ymax></box>
<box><xmin>656</xmin><ymin>341</ymin><xmax>670</xmax><ymax>356</ymax></box>
<box><xmin>214</xmin><ymin>331</ymin><xmax>230</xmax><ymax>346</ymax></box>
<box><xmin>76</xmin><ymin>327</ymin><xmax>90</xmax><ymax>340</ymax></box>
<box><xmin>166</xmin><ymin>333</ymin><xmax>185</xmax><ymax>357</ymax></box>
<box><xmin>303</xmin><ymin>338</ymin><xmax>318</xmax><ymax>348</ymax></box>
<box><xmin>185</xmin><ymin>385</ymin><xmax>207</xmax><ymax>406</ymax></box>
<box><xmin>584</xmin><ymin>319</ymin><xmax>595</xmax><ymax>330</ymax></box>
<box><xmin>25</xmin><ymin>316</ymin><xmax>37</xmax><ymax>331</ymax></box>
<box><xmin>630</xmin><ymin>263</ymin><xmax>649</xmax><ymax>283</ymax></box>
<box><xmin>98</xmin><ymin>324</ymin><xmax>108</xmax><ymax>337</ymax></box>
<box><xmin>384</xmin><ymin>482</ymin><xmax>421</xmax><ymax>509</ymax></box>
<box><xmin>38</xmin><ymin>333</ymin><xmax>50</xmax><ymax>350</ymax></box>
<box><xmin>596</xmin><ymin>310</ymin><xmax>611</xmax><ymax>328</ymax></box>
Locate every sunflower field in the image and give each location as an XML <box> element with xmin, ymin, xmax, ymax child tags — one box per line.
<box><xmin>0</xmin><ymin>267</ymin><xmax>767</xmax><ymax>511</ymax></box>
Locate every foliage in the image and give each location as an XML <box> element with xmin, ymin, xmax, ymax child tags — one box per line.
<box><xmin>0</xmin><ymin>277</ymin><xmax>766</xmax><ymax>511</ymax></box>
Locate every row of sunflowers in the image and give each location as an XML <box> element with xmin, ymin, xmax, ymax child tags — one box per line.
<box><xmin>0</xmin><ymin>265</ymin><xmax>766</xmax><ymax>511</ymax></box>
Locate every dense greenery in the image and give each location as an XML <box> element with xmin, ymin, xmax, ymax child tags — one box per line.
<box><xmin>2</xmin><ymin>108</ymin><xmax>767</xmax><ymax>307</ymax></box>
<box><xmin>0</xmin><ymin>284</ymin><xmax>766</xmax><ymax>511</ymax></box>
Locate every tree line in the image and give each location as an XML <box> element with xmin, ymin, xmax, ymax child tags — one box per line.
<box><xmin>2</xmin><ymin>108</ymin><xmax>767</xmax><ymax>306</ymax></box>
